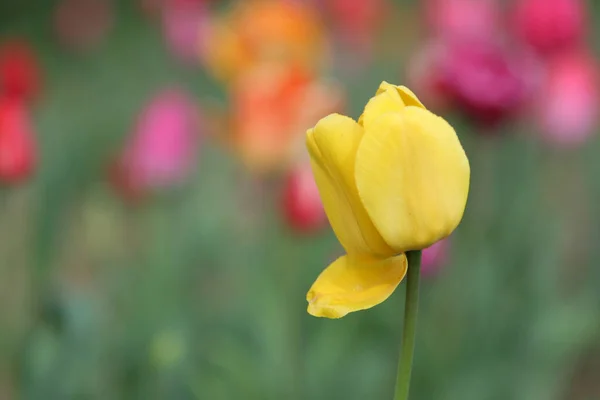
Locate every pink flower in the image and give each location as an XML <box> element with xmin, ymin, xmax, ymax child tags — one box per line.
<box><xmin>535</xmin><ymin>52</ymin><xmax>599</xmax><ymax>147</ymax></box>
<box><xmin>161</xmin><ymin>0</ymin><xmax>210</xmax><ymax>65</ymax></box>
<box><xmin>421</xmin><ymin>238</ymin><xmax>450</xmax><ymax>277</ymax></box>
<box><xmin>54</xmin><ymin>0</ymin><xmax>114</xmax><ymax>52</ymax></box>
<box><xmin>282</xmin><ymin>162</ymin><xmax>326</xmax><ymax>232</ymax></box>
<box><xmin>424</xmin><ymin>0</ymin><xmax>502</xmax><ymax>40</ymax></box>
<box><xmin>436</xmin><ymin>38</ymin><xmax>541</xmax><ymax>126</ymax></box>
<box><xmin>111</xmin><ymin>88</ymin><xmax>200</xmax><ymax>200</ymax></box>
<box><xmin>512</xmin><ymin>0</ymin><xmax>587</xmax><ymax>56</ymax></box>
<box><xmin>0</xmin><ymin>98</ymin><xmax>36</xmax><ymax>184</ymax></box>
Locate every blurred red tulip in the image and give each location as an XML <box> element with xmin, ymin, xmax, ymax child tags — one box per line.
<box><xmin>513</xmin><ymin>0</ymin><xmax>587</xmax><ymax>56</ymax></box>
<box><xmin>111</xmin><ymin>88</ymin><xmax>200</xmax><ymax>200</ymax></box>
<box><xmin>54</xmin><ymin>0</ymin><xmax>114</xmax><ymax>52</ymax></box>
<box><xmin>425</xmin><ymin>0</ymin><xmax>501</xmax><ymax>40</ymax></box>
<box><xmin>0</xmin><ymin>40</ymin><xmax>41</xmax><ymax>102</ymax></box>
<box><xmin>0</xmin><ymin>98</ymin><xmax>36</xmax><ymax>183</ymax></box>
<box><xmin>282</xmin><ymin>163</ymin><xmax>326</xmax><ymax>232</ymax></box>
<box><xmin>536</xmin><ymin>52</ymin><xmax>599</xmax><ymax>147</ymax></box>
<box><xmin>161</xmin><ymin>0</ymin><xmax>210</xmax><ymax>65</ymax></box>
<box><xmin>437</xmin><ymin>38</ymin><xmax>541</xmax><ymax>126</ymax></box>
<box><xmin>421</xmin><ymin>238</ymin><xmax>449</xmax><ymax>277</ymax></box>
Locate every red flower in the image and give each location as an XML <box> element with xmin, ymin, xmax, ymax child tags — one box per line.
<box><xmin>512</xmin><ymin>0</ymin><xmax>587</xmax><ymax>56</ymax></box>
<box><xmin>0</xmin><ymin>40</ymin><xmax>41</xmax><ymax>102</ymax></box>
<box><xmin>0</xmin><ymin>98</ymin><xmax>36</xmax><ymax>183</ymax></box>
<box><xmin>282</xmin><ymin>163</ymin><xmax>326</xmax><ymax>232</ymax></box>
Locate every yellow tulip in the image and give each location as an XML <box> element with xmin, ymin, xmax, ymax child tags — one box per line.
<box><xmin>306</xmin><ymin>82</ymin><xmax>470</xmax><ymax>318</ymax></box>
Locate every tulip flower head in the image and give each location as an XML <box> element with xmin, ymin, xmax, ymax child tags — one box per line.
<box><xmin>0</xmin><ymin>98</ymin><xmax>36</xmax><ymax>183</ymax></box>
<box><xmin>513</xmin><ymin>0</ymin><xmax>587</xmax><ymax>56</ymax></box>
<box><xmin>282</xmin><ymin>162</ymin><xmax>327</xmax><ymax>232</ymax></box>
<box><xmin>205</xmin><ymin>0</ymin><xmax>326</xmax><ymax>82</ymax></box>
<box><xmin>111</xmin><ymin>89</ymin><xmax>199</xmax><ymax>200</ymax></box>
<box><xmin>231</xmin><ymin>62</ymin><xmax>344</xmax><ymax>173</ymax></box>
<box><xmin>437</xmin><ymin>38</ymin><xmax>541</xmax><ymax>126</ymax></box>
<box><xmin>305</xmin><ymin>82</ymin><xmax>470</xmax><ymax>318</ymax></box>
<box><xmin>536</xmin><ymin>52</ymin><xmax>599</xmax><ymax>148</ymax></box>
<box><xmin>0</xmin><ymin>40</ymin><xmax>41</xmax><ymax>102</ymax></box>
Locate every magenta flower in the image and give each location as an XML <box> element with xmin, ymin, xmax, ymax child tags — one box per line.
<box><xmin>512</xmin><ymin>0</ymin><xmax>587</xmax><ymax>57</ymax></box>
<box><xmin>535</xmin><ymin>52</ymin><xmax>599</xmax><ymax>148</ymax></box>
<box><xmin>436</xmin><ymin>38</ymin><xmax>541</xmax><ymax>126</ymax></box>
<box><xmin>111</xmin><ymin>88</ymin><xmax>200</xmax><ymax>200</ymax></box>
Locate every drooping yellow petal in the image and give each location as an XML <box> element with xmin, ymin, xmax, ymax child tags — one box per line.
<box><xmin>307</xmin><ymin>114</ymin><xmax>394</xmax><ymax>257</ymax></box>
<box><xmin>355</xmin><ymin>107</ymin><xmax>470</xmax><ymax>252</ymax></box>
<box><xmin>306</xmin><ymin>253</ymin><xmax>408</xmax><ymax>318</ymax></box>
<box><xmin>358</xmin><ymin>82</ymin><xmax>405</xmax><ymax>129</ymax></box>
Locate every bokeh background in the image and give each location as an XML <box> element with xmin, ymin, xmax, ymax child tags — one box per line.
<box><xmin>1</xmin><ymin>0</ymin><xmax>600</xmax><ymax>399</ymax></box>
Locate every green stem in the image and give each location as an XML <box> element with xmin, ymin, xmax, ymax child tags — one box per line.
<box><xmin>393</xmin><ymin>250</ymin><xmax>422</xmax><ymax>400</ymax></box>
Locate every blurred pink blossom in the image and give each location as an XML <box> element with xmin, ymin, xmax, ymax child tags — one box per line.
<box><xmin>536</xmin><ymin>52</ymin><xmax>599</xmax><ymax>147</ymax></box>
<box><xmin>111</xmin><ymin>89</ymin><xmax>200</xmax><ymax>200</ymax></box>
<box><xmin>54</xmin><ymin>0</ymin><xmax>114</xmax><ymax>52</ymax></box>
<box><xmin>512</xmin><ymin>0</ymin><xmax>587</xmax><ymax>56</ymax></box>
<box><xmin>161</xmin><ymin>0</ymin><xmax>210</xmax><ymax>65</ymax></box>
<box><xmin>435</xmin><ymin>38</ymin><xmax>542</xmax><ymax>126</ymax></box>
<box><xmin>424</xmin><ymin>0</ymin><xmax>502</xmax><ymax>40</ymax></box>
<box><xmin>421</xmin><ymin>238</ymin><xmax>450</xmax><ymax>277</ymax></box>
<box><xmin>282</xmin><ymin>162</ymin><xmax>326</xmax><ymax>232</ymax></box>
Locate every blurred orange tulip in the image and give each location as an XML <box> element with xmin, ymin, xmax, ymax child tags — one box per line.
<box><xmin>230</xmin><ymin>62</ymin><xmax>344</xmax><ymax>173</ymax></box>
<box><xmin>205</xmin><ymin>0</ymin><xmax>327</xmax><ymax>83</ymax></box>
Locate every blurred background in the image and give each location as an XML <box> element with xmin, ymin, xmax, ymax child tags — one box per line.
<box><xmin>1</xmin><ymin>0</ymin><xmax>600</xmax><ymax>399</ymax></box>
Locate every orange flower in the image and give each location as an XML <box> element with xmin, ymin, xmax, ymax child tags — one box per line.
<box><xmin>205</xmin><ymin>0</ymin><xmax>327</xmax><ymax>82</ymax></box>
<box><xmin>230</xmin><ymin>62</ymin><xmax>344</xmax><ymax>173</ymax></box>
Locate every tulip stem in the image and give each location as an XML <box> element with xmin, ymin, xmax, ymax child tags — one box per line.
<box><xmin>393</xmin><ymin>250</ymin><xmax>422</xmax><ymax>400</ymax></box>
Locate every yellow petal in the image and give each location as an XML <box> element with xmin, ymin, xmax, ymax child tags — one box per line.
<box><xmin>376</xmin><ymin>82</ymin><xmax>426</xmax><ymax>109</ymax></box>
<box><xmin>355</xmin><ymin>107</ymin><xmax>470</xmax><ymax>252</ymax></box>
<box><xmin>358</xmin><ymin>82</ymin><xmax>405</xmax><ymax>129</ymax></box>
<box><xmin>396</xmin><ymin>85</ymin><xmax>426</xmax><ymax>109</ymax></box>
<box><xmin>306</xmin><ymin>253</ymin><xmax>408</xmax><ymax>318</ymax></box>
<box><xmin>307</xmin><ymin>114</ymin><xmax>394</xmax><ymax>257</ymax></box>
